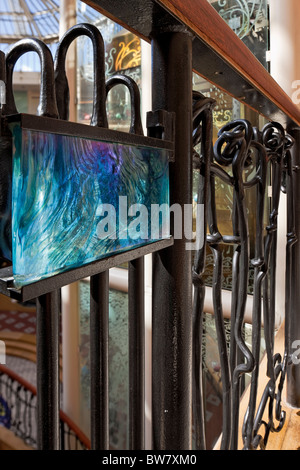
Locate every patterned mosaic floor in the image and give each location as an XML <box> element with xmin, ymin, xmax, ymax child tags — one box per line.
<box><xmin>0</xmin><ymin>310</ymin><xmax>36</xmax><ymax>336</ymax></box>
<box><xmin>0</xmin><ymin>297</ymin><xmax>37</xmax><ymax>385</ymax></box>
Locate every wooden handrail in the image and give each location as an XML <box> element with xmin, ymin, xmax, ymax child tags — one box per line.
<box><xmin>0</xmin><ymin>364</ymin><xmax>91</xmax><ymax>450</ymax></box>
<box><xmin>59</xmin><ymin>409</ymin><xmax>91</xmax><ymax>450</ymax></box>
<box><xmin>157</xmin><ymin>0</ymin><xmax>300</xmax><ymax>126</ymax></box>
<box><xmin>0</xmin><ymin>364</ymin><xmax>36</xmax><ymax>396</ymax></box>
<box><xmin>84</xmin><ymin>0</ymin><xmax>300</xmax><ymax>128</ymax></box>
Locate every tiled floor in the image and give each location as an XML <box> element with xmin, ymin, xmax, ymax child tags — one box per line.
<box><xmin>0</xmin><ymin>296</ymin><xmax>36</xmax><ymax>332</ymax></box>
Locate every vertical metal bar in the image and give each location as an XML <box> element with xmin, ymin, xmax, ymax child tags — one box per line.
<box><xmin>192</xmin><ymin>162</ymin><xmax>207</xmax><ymax>451</ymax></box>
<box><xmin>192</xmin><ymin>290</ymin><xmax>206</xmax><ymax>450</ymax></box>
<box><xmin>264</xmin><ymin>155</ymin><xmax>282</xmax><ymax>380</ymax></box>
<box><xmin>230</xmin><ymin>248</ymin><xmax>239</xmax><ymax>377</ymax></box>
<box><xmin>90</xmin><ymin>271</ymin><xmax>109</xmax><ymax>449</ymax></box>
<box><xmin>60</xmin><ymin>420</ymin><xmax>65</xmax><ymax>451</ymax></box>
<box><xmin>151</xmin><ymin>26</ymin><xmax>193</xmax><ymax>450</ymax></box>
<box><xmin>211</xmin><ymin>245</ymin><xmax>231</xmax><ymax>450</ymax></box>
<box><xmin>287</xmin><ymin>128</ymin><xmax>300</xmax><ymax>408</ymax></box>
<box><xmin>128</xmin><ymin>257</ymin><xmax>145</xmax><ymax>450</ymax></box>
<box><xmin>243</xmin><ymin>143</ymin><xmax>267</xmax><ymax>450</ymax></box>
<box><xmin>36</xmin><ymin>290</ymin><xmax>60</xmax><ymax>450</ymax></box>
<box><xmin>207</xmin><ymin>163</ymin><xmax>232</xmax><ymax>450</ymax></box>
<box><xmin>192</xmin><ymin>92</ymin><xmax>216</xmax><ymax>451</ymax></box>
<box><xmin>282</xmin><ymin>143</ymin><xmax>296</xmax><ymax>406</ymax></box>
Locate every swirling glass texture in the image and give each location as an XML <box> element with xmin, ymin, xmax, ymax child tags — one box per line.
<box><xmin>10</xmin><ymin>124</ymin><xmax>169</xmax><ymax>287</ymax></box>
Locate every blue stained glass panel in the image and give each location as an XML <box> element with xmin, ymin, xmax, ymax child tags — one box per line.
<box><xmin>11</xmin><ymin>125</ymin><xmax>170</xmax><ymax>287</ymax></box>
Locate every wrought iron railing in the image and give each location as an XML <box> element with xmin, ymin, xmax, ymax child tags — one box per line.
<box><xmin>0</xmin><ymin>365</ymin><xmax>90</xmax><ymax>450</ymax></box>
<box><xmin>192</xmin><ymin>91</ymin><xmax>296</xmax><ymax>449</ymax></box>
<box><xmin>0</xmin><ymin>0</ymin><xmax>300</xmax><ymax>452</ymax></box>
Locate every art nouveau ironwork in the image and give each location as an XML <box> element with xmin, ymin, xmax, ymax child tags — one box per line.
<box><xmin>0</xmin><ymin>0</ymin><xmax>299</xmax><ymax>452</ymax></box>
<box><xmin>192</xmin><ymin>90</ymin><xmax>296</xmax><ymax>450</ymax></box>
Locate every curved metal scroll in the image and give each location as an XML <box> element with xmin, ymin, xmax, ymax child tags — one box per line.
<box><xmin>212</xmin><ymin>119</ymin><xmax>258</xmax><ymax>450</ymax></box>
<box><xmin>243</xmin><ymin>125</ymin><xmax>296</xmax><ymax>450</ymax></box>
<box><xmin>192</xmin><ymin>109</ymin><xmax>294</xmax><ymax>450</ymax></box>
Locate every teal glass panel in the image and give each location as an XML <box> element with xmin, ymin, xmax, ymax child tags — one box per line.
<box><xmin>11</xmin><ymin>124</ymin><xmax>169</xmax><ymax>287</ymax></box>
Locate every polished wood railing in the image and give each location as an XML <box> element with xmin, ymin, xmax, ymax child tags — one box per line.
<box><xmin>85</xmin><ymin>0</ymin><xmax>300</xmax><ymax>128</ymax></box>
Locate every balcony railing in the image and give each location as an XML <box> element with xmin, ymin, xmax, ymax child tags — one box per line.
<box><xmin>0</xmin><ymin>365</ymin><xmax>90</xmax><ymax>450</ymax></box>
<box><xmin>0</xmin><ymin>0</ymin><xmax>300</xmax><ymax>452</ymax></box>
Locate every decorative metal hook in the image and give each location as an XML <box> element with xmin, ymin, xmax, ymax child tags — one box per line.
<box><xmin>2</xmin><ymin>38</ymin><xmax>58</xmax><ymax>118</ymax></box>
<box><xmin>106</xmin><ymin>73</ymin><xmax>144</xmax><ymax>136</ymax></box>
<box><xmin>54</xmin><ymin>23</ymin><xmax>107</xmax><ymax>128</ymax></box>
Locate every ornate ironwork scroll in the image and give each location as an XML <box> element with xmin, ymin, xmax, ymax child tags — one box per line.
<box><xmin>192</xmin><ymin>93</ymin><xmax>295</xmax><ymax>450</ymax></box>
<box><xmin>242</xmin><ymin>125</ymin><xmax>296</xmax><ymax>450</ymax></box>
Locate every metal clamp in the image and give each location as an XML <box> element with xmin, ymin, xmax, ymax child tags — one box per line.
<box><xmin>147</xmin><ymin>109</ymin><xmax>175</xmax><ymax>161</ymax></box>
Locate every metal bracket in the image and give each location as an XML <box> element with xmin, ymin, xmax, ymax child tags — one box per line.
<box><xmin>147</xmin><ymin>109</ymin><xmax>175</xmax><ymax>161</ymax></box>
<box><xmin>0</xmin><ymin>237</ymin><xmax>173</xmax><ymax>302</ymax></box>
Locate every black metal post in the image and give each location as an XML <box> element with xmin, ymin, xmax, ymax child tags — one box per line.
<box><xmin>90</xmin><ymin>271</ymin><xmax>110</xmax><ymax>450</ymax></box>
<box><xmin>151</xmin><ymin>26</ymin><xmax>193</xmax><ymax>450</ymax></box>
<box><xmin>128</xmin><ymin>257</ymin><xmax>145</xmax><ymax>450</ymax></box>
<box><xmin>287</xmin><ymin>127</ymin><xmax>300</xmax><ymax>408</ymax></box>
<box><xmin>60</xmin><ymin>420</ymin><xmax>65</xmax><ymax>451</ymax></box>
<box><xmin>36</xmin><ymin>290</ymin><xmax>60</xmax><ymax>450</ymax></box>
